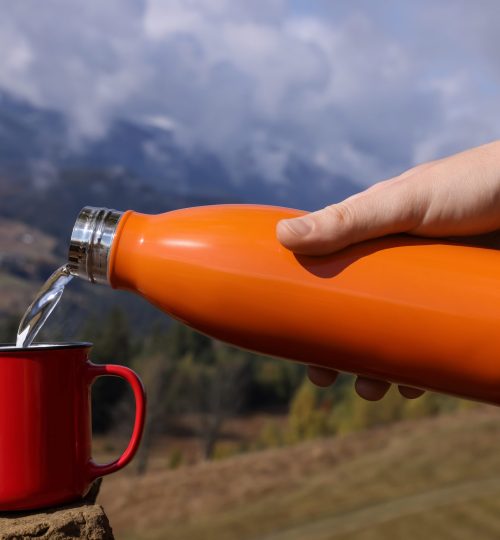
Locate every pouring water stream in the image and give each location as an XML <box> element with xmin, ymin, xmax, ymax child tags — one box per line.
<box><xmin>16</xmin><ymin>264</ymin><xmax>73</xmax><ymax>348</ymax></box>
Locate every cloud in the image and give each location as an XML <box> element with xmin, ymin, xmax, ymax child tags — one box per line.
<box><xmin>1</xmin><ymin>0</ymin><xmax>500</xmax><ymax>185</ymax></box>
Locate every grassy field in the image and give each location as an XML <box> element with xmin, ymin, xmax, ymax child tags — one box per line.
<box><xmin>99</xmin><ymin>405</ymin><xmax>500</xmax><ymax>539</ymax></box>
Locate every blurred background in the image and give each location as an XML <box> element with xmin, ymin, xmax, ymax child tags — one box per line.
<box><xmin>2</xmin><ymin>1</ymin><xmax>500</xmax><ymax>539</ymax></box>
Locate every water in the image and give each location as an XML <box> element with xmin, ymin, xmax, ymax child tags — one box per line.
<box><xmin>16</xmin><ymin>264</ymin><xmax>73</xmax><ymax>348</ymax></box>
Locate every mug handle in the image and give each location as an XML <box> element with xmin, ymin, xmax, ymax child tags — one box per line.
<box><xmin>86</xmin><ymin>362</ymin><xmax>146</xmax><ymax>481</ymax></box>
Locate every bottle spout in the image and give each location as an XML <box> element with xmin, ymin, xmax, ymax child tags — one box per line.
<box><xmin>68</xmin><ymin>206</ymin><xmax>124</xmax><ymax>285</ymax></box>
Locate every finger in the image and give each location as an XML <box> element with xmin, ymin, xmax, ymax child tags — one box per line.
<box><xmin>276</xmin><ymin>177</ymin><xmax>428</xmax><ymax>255</ymax></box>
<box><xmin>307</xmin><ymin>365</ymin><xmax>338</xmax><ymax>387</ymax></box>
<box><xmin>396</xmin><ymin>159</ymin><xmax>442</xmax><ymax>180</ymax></box>
<box><xmin>355</xmin><ymin>376</ymin><xmax>391</xmax><ymax>401</ymax></box>
<box><xmin>398</xmin><ymin>385</ymin><xmax>425</xmax><ymax>399</ymax></box>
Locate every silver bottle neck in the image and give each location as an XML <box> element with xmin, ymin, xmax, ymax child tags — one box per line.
<box><xmin>68</xmin><ymin>207</ymin><xmax>124</xmax><ymax>285</ymax></box>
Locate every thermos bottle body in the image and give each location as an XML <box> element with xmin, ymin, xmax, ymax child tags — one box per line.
<box><xmin>69</xmin><ymin>205</ymin><xmax>500</xmax><ymax>405</ymax></box>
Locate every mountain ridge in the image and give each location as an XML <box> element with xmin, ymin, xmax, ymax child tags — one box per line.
<box><xmin>0</xmin><ymin>90</ymin><xmax>358</xmax><ymax>214</ymax></box>
<box><xmin>0</xmin><ymin>90</ymin><xmax>359</xmax><ymax>330</ymax></box>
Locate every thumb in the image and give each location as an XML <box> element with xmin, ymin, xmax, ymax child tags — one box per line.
<box><xmin>276</xmin><ymin>178</ymin><xmax>427</xmax><ymax>255</ymax></box>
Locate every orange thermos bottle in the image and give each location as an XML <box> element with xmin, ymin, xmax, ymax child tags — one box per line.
<box><xmin>68</xmin><ymin>205</ymin><xmax>500</xmax><ymax>405</ymax></box>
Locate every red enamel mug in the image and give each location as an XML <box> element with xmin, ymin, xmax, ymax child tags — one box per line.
<box><xmin>0</xmin><ymin>342</ymin><xmax>146</xmax><ymax>511</ymax></box>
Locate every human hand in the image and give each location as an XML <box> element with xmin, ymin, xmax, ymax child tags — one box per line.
<box><xmin>276</xmin><ymin>140</ymin><xmax>500</xmax><ymax>400</ymax></box>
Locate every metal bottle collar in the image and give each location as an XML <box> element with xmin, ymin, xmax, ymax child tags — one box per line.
<box><xmin>68</xmin><ymin>206</ymin><xmax>123</xmax><ymax>285</ymax></box>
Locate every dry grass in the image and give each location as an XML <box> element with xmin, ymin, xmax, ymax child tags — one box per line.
<box><xmin>99</xmin><ymin>405</ymin><xmax>500</xmax><ymax>540</ymax></box>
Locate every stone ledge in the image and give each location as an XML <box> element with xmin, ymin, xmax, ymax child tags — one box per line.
<box><xmin>0</xmin><ymin>480</ymin><xmax>114</xmax><ymax>540</ymax></box>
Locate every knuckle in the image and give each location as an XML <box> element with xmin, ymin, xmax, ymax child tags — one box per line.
<box><xmin>322</xmin><ymin>202</ymin><xmax>355</xmax><ymax>226</ymax></box>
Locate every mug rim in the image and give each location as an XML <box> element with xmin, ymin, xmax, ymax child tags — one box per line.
<box><xmin>0</xmin><ymin>342</ymin><xmax>92</xmax><ymax>353</ymax></box>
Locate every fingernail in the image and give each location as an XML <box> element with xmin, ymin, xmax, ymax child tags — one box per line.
<box><xmin>282</xmin><ymin>217</ymin><xmax>312</xmax><ymax>236</ymax></box>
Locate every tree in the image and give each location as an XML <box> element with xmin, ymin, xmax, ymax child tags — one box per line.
<box><xmin>164</xmin><ymin>320</ymin><xmax>213</xmax><ymax>363</ymax></box>
<box><xmin>248</xmin><ymin>356</ymin><xmax>304</xmax><ymax>409</ymax></box>
<box><xmin>133</xmin><ymin>321</ymin><xmax>183</xmax><ymax>474</ymax></box>
<box><xmin>174</xmin><ymin>334</ymin><xmax>252</xmax><ymax>460</ymax></box>
<box><xmin>256</xmin><ymin>420</ymin><xmax>283</xmax><ymax>450</ymax></box>
<box><xmin>402</xmin><ymin>391</ymin><xmax>460</xmax><ymax>420</ymax></box>
<box><xmin>334</xmin><ymin>383</ymin><xmax>404</xmax><ymax>434</ymax></box>
<box><xmin>285</xmin><ymin>377</ymin><xmax>334</xmax><ymax>443</ymax></box>
<box><xmin>0</xmin><ymin>313</ymin><xmax>20</xmax><ymax>344</ymax></box>
<box><xmin>83</xmin><ymin>307</ymin><xmax>134</xmax><ymax>433</ymax></box>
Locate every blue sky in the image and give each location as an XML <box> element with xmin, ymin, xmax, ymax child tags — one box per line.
<box><xmin>1</xmin><ymin>0</ymin><xmax>500</xmax><ymax>186</ymax></box>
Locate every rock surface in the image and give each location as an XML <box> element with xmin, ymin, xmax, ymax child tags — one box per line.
<box><xmin>0</xmin><ymin>480</ymin><xmax>114</xmax><ymax>539</ymax></box>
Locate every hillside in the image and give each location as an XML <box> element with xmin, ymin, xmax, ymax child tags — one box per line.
<box><xmin>99</xmin><ymin>405</ymin><xmax>500</xmax><ymax>540</ymax></box>
<box><xmin>0</xmin><ymin>217</ymin><xmax>60</xmax><ymax>315</ymax></box>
